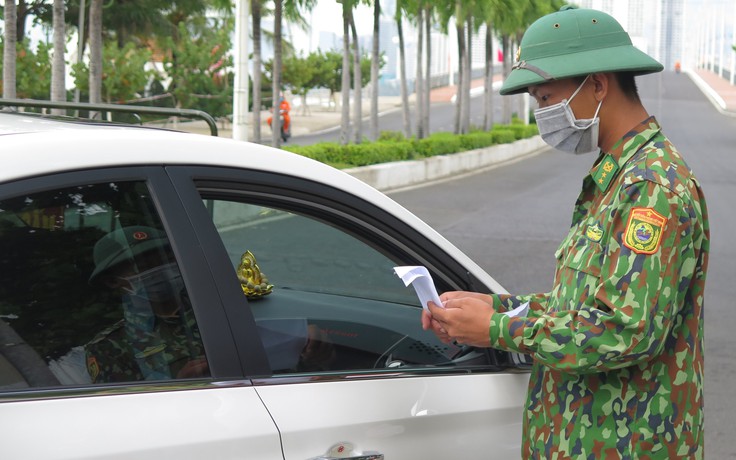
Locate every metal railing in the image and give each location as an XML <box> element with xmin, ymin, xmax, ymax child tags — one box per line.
<box><xmin>0</xmin><ymin>98</ymin><xmax>219</xmax><ymax>137</ymax></box>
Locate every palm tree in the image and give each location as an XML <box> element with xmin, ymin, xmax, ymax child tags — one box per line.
<box><xmin>414</xmin><ymin>7</ymin><xmax>424</xmax><ymax>138</ymax></box>
<box><xmin>10</xmin><ymin>0</ymin><xmax>44</xmax><ymax>42</ymax></box>
<box><xmin>369</xmin><ymin>0</ymin><xmax>380</xmax><ymax>140</ymax></box>
<box><xmin>478</xmin><ymin>0</ymin><xmax>515</xmax><ymax>130</ymax></box>
<box><xmin>461</xmin><ymin>16</ymin><xmax>472</xmax><ymax>133</ymax></box>
<box><xmin>395</xmin><ymin>3</ymin><xmax>411</xmax><ymax>138</ymax></box>
<box><xmin>262</xmin><ymin>0</ymin><xmax>316</xmax><ymax>145</ymax></box>
<box><xmin>452</xmin><ymin>4</ymin><xmax>466</xmax><ymax>134</ymax></box>
<box><xmin>88</xmin><ymin>0</ymin><xmax>103</xmax><ymax>112</ymax></box>
<box><xmin>350</xmin><ymin>10</ymin><xmax>362</xmax><ymax>143</ymax></box>
<box><xmin>493</xmin><ymin>0</ymin><xmax>523</xmax><ymax>124</ymax></box>
<box><xmin>251</xmin><ymin>0</ymin><xmax>264</xmax><ymax>143</ymax></box>
<box><xmin>483</xmin><ymin>20</ymin><xmax>494</xmax><ymax>130</ymax></box>
<box><xmin>272</xmin><ymin>0</ymin><xmax>283</xmax><ymax>147</ymax></box>
<box><xmin>494</xmin><ymin>0</ymin><xmax>561</xmax><ymax>123</ymax></box>
<box><xmin>421</xmin><ymin>4</ymin><xmax>431</xmax><ymax>137</ymax></box>
<box><xmin>434</xmin><ymin>0</ymin><xmax>458</xmax><ymax>133</ymax></box>
<box><xmin>51</xmin><ymin>0</ymin><xmax>66</xmax><ymax>115</ymax></box>
<box><xmin>3</xmin><ymin>0</ymin><xmax>17</xmax><ymax>99</ymax></box>
<box><xmin>339</xmin><ymin>0</ymin><xmax>352</xmax><ymax>145</ymax></box>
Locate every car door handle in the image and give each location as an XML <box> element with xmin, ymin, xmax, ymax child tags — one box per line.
<box><xmin>308</xmin><ymin>442</ymin><xmax>384</xmax><ymax>460</ymax></box>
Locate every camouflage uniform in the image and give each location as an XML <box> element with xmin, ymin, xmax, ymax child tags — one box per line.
<box><xmin>86</xmin><ymin>296</ymin><xmax>206</xmax><ymax>383</ymax></box>
<box><xmin>488</xmin><ymin>118</ymin><xmax>709</xmax><ymax>459</ymax></box>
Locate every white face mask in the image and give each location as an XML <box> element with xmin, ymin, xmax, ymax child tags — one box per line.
<box><xmin>534</xmin><ymin>75</ymin><xmax>603</xmax><ymax>155</ymax></box>
<box><xmin>120</xmin><ymin>262</ymin><xmax>184</xmax><ymax>304</ymax></box>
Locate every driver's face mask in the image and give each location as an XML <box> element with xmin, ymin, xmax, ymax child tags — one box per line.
<box><xmin>120</xmin><ymin>262</ymin><xmax>184</xmax><ymax>304</ymax></box>
<box><xmin>534</xmin><ymin>75</ymin><xmax>603</xmax><ymax>155</ymax></box>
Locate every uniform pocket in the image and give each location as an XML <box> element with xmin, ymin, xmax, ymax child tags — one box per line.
<box><xmin>553</xmin><ymin>223</ymin><xmax>605</xmax><ymax>311</ymax></box>
<box><xmin>561</xmin><ymin>236</ymin><xmax>603</xmax><ymax>278</ymax></box>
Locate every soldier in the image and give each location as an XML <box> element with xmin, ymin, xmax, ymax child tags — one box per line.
<box><xmin>86</xmin><ymin>226</ymin><xmax>209</xmax><ymax>383</ymax></box>
<box><xmin>422</xmin><ymin>6</ymin><xmax>709</xmax><ymax>459</ymax></box>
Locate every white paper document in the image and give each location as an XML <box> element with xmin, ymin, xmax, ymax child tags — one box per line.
<box><xmin>393</xmin><ymin>266</ymin><xmax>443</xmax><ymax>313</ymax></box>
<box><xmin>504</xmin><ymin>301</ymin><xmax>529</xmax><ymax>318</ymax></box>
<box><xmin>394</xmin><ymin>265</ymin><xmax>530</xmax><ymax>319</ymax></box>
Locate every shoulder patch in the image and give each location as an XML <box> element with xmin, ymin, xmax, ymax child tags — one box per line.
<box><xmin>623</xmin><ymin>207</ymin><xmax>666</xmax><ymax>254</ymax></box>
<box><xmin>87</xmin><ymin>356</ymin><xmax>100</xmax><ymax>382</ymax></box>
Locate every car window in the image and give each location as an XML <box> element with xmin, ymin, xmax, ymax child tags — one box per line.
<box><xmin>0</xmin><ymin>181</ymin><xmax>209</xmax><ymax>390</ymax></box>
<box><xmin>203</xmin><ymin>198</ymin><xmax>471</xmax><ymax>375</ymax></box>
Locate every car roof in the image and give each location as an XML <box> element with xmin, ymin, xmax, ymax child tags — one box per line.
<box><xmin>0</xmin><ymin>112</ymin><xmax>506</xmax><ymax>295</ymax></box>
<box><xmin>0</xmin><ymin>112</ymin><xmax>338</xmax><ymax>182</ymax></box>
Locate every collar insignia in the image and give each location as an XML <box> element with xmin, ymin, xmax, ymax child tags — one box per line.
<box><xmin>592</xmin><ymin>154</ymin><xmax>619</xmax><ymax>192</ymax></box>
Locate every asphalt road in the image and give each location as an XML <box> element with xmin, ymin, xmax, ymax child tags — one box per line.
<box><xmin>290</xmin><ymin>91</ymin><xmax>517</xmax><ymax>145</ymax></box>
<box><xmin>389</xmin><ymin>70</ymin><xmax>736</xmax><ymax>458</ymax></box>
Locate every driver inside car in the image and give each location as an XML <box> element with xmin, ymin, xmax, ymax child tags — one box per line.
<box><xmin>85</xmin><ymin>226</ymin><xmax>209</xmax><ymax>383</ymax></box>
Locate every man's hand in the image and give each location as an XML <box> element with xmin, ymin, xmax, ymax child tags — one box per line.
<box><xmin>439</xmin><ymin>291</ymin><xmax>494</xmax><ymax>304</ymax></box>
<box><xmin>177</xmin><ymin>356</ymin><xmax>209</xmax><ymax>379</ymax></box>
<box><xmin>299</xmin><ymin>325</ymin><xmax>336</xmax><ymax>371</ymax></box>
<box><xmin>422</xmin><ymin>296</ymin><xmax>495</xmax><ymax>348</ymax></box>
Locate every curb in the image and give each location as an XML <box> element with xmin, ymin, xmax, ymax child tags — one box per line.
<box><xmin>686</xmin><ymin>69</ymin><xmax>736</xmax><ymax>118</ymax></box>
<box><xmin>344</xmin><ymin>135</ymin><xmax>547</xmax><ymax>192</ymax></box>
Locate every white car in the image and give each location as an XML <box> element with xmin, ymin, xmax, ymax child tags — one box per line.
<box><xmin>0</xmin><ymin>109</ymin><xmax>530</xmax><ymax>459</ymax></box>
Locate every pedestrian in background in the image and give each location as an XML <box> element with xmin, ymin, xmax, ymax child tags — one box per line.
<box><xmin>423</xmin><ymin>6</ymin><xmax>709</xmax><ymax>459</ymax></box>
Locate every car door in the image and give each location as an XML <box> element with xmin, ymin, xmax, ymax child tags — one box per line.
<box><xmin>0</xmin><ymin>167</ymin><xmax>283</xmax><ymax>459</ymax></box>
<box><xmin>167</xmin><ymin>166</ymin><xmax>531</xmax><ymax>459</ymax></box>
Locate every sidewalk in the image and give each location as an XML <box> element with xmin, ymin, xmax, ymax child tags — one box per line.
<box><xmin>167</xmin><ymin>70</ymin><xmax>736</xmax><ymax>192</ymax></box>
<box><xmin>689</xmin><ymin>68</ymin><xmax>736</xmax><ymax>116</ymax></box>
<box><xmin>167</xmin><ymin>69</ymin><xmax>736</xmax><ymax>138</ymax></box>
<box><xmin>287</xmin><ymin>69</ymin><xmax>736</xmax><ymax>134</ymax></box>
<box><xmin>171</xmin><ymin>78</ymin><xmax>491</xmax><ymax>138</ymax></box>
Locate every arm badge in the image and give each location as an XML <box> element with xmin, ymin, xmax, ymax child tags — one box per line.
<box><xmin>87</xmin><ymin>356</ymin><xmax>100</xmax><ymax>382</ymax></box>
<box><xmin>585</xmin><ymin>223</ymin><xmax>604</xmax><ymax>243</ymax></box>
<box><xmin>623</xmin><ymin>207</ymin><xmax>666</xmax><ymax>254</ymax></box>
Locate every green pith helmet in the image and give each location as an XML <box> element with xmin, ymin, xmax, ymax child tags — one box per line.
<box><xmin>500</xmin><ymin>6</ymin><xmax>663</xmax><ymax>95</ymax></box>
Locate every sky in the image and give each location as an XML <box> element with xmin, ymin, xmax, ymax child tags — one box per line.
<box><xmin>289</xmin><ymin>1</ymin><xmax>378</xmax><ymax>55</ymax></box>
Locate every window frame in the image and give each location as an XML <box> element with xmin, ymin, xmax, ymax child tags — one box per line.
<box><xmin>166</xmin><ymin>166</ymin><xmax>516</xmax><ymax>383</ymax></box>
<box><xmin>0</xmin><ymin>166</ymin><xmax>244</xmax><ymax>398</ymax></box>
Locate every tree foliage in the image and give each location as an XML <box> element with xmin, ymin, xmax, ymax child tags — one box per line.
<box><xmin>160</xmin><ymin>19</ymin><xmax>234</xmax><ymax>115</ymax></box>
<box><xmin>71</xmin><ymin>42</ymin><xmax>153</xmax><ymax>104</ymax></box>
<box><xmin>2</xmin><ymin>0</ymin><xmax>561</xmax><ymax>139</ymax></box>
<box><xmin>0</xmin><ymin>38</ymin><xmax>51</xmax><ymax>99</ymax></box>
<box><xmin>266</xmin><ymin>49</ymin><xmax>381</xmax><ymax>103</ymax></box>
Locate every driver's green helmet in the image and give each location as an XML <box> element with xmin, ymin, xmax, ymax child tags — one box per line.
<box><xmin>500</xmin><ymin>6</ymin><xmax>663</xmax><ymax>95</ymax></box>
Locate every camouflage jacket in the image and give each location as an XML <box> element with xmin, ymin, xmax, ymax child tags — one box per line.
<box><xmin>86</xmin><ymin>298</ymin><xmax>206</xmax><ymax>383</ymax></box>
<box><xmin>488</xmin><ymin>118</ymin><xmax>709</xmax><ymax>459</ymax></box>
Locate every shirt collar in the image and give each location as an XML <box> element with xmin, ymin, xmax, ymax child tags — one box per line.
<box><xmin>590</xmin><ymin>116</ymin><xmax>661</xmax><ymax>193</ymax></box>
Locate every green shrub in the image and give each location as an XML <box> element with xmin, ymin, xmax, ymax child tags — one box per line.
<box><xmin>282</xmin><ymin>122</ymin><xmax>537</xmax><ymax>168</ymax></box>
<box><xmin>459</xmin><ymin>131</ymin><xmax>496</xmax><ymax>150</ymax></box>
<box><xmin>491</xmin><ymin>129</ymin><xmax>516</xmax><ymax>144</ymax></box>
<box><xmin>377</xmin><ymin>130</ymin><xmax>407</xmax><ymax>143</ymax></box>
<box><xmin>415</xmin><ymin>132</ymin><xmax>465</xmax><ymax>157</ymax></box>
<box><xmin>523</xmin><ymin>124</ymin><xmax>539</xmax><ymax>137</ymax></box>
<box><xmin>345</xmin><ymin>142</ymin><xmax>413</xmax><ymax>166</ymax></box>
<box><xmin>493</xmin><ymin>122</ymin><xmax>537</xmax><ymax>140</ymax></box>
<box><xmin>376</xmin><ymin>141</ymin><xmax>417</xmax><ymax>162</ymax></box>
